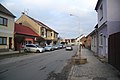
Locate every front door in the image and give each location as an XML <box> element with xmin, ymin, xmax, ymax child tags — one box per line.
<box><xmin>9</xmin><ymin>37</ymin><xmax>12</xmax><ymax>49</ymax></box>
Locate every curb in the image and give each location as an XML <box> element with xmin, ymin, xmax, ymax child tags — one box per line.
<box><xmin>0</xmin><ymin>50</ymin><xmax>24</xmax><ymax>56</ymax></box>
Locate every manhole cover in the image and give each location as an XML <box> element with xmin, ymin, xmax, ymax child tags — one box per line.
<box><xmin>93</xmin><ymin>77</ymin><xmax>107</xmax><ymax>80</ymax></box>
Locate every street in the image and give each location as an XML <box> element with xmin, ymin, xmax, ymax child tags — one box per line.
<box><xmin>0</xmin><ymin>46</ymin><xmax>77</xmax><ymax>80</ymax></box>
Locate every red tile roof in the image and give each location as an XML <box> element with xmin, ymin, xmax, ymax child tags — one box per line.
<box><xmin>14</xmin><ymin>23</ymin><xmax>39</xmax><ymax>37</ymax></box>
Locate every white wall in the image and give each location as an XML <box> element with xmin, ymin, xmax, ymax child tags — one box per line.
<box><xmin>107</xmin><ymin>0</ymin><xmax>120</xmax><ymax>21</ymax></box>
<box><xmin>97</xmin><ymin>0</ymin><xmax>107</xmax><ymax>28</ymax></box>
<box><xmin>107</xmin><ymin>21</ymin><xmax>120</xmax><ymax>36</ymax></box>
<box><xmin>91</xmin><ymin>35</ymin><xmax>97</xmax><ymax>53</ymax></box>
<box><xmin>107</xmin><ymin>0</ymin><xmax>120</xmax><ymax>35</ymax></box>
<box><xmin>0</xmin><ymin>13</ymin><xmax>15</xmax><ymax>49</ymax></box>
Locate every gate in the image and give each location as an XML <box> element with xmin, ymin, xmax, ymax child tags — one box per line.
<box><xmin>108</xmin><ymin>32</ymin><xmax>120</xmax><ymax>71</ymax></box>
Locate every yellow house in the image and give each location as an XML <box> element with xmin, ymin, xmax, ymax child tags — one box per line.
<box><xmin>46</xmin><ymin>29</ymin><xmax>58</xmax><ymax>45</ymax></box>
<box><xmin>0</xmin><ymin>4</ymin><xmax>15</xmax><ymax>52</ymax></box>
<box><xmin>16</xmin><ymin>13</ymin><xmax>58</xmax><ymax>45</ymax></box>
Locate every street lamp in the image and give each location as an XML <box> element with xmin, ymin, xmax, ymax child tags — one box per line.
<box><xmin>70</xmin><ymin>14</ymin><xmax>81</xmax><ymax>56</ymax></box>
<box><xmin>70</xmin><ymin>14</ymin><xmax>87</xmax><ymax>64</ymax></box>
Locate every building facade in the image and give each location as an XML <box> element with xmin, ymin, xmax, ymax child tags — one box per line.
<box><xmin>14</xmin><ymin>23</ymin><xmax>42</xmax><ymax>50</ymax></box>
<box><xmin>89</xmin><ymin>29</ymin><xmax>98</xmax><ymax>55</ymax></box>
<box><xmin>0</xmin><ymin>4</ymin><xmax>15</xmax><ymax>52</ymax></box>
<box><xmin>85</xmin><ymin>35</ymin><xmax>92</xmax><ymax>50</ymax></box>
<box><xmin>16</xmin><ymin>13</ymin><xmax>58</xmax><ymax>46</ymax></box>
<box><xmin>95</xmin><ymin>0</ymin><xmax>120</xmax><ymax>59</ymax></box>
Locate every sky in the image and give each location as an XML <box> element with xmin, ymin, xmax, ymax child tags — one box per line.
<box><xmin>1</xmin><ymin>0</ymin><xmax>98</xmax><ymax>39</ymax></box>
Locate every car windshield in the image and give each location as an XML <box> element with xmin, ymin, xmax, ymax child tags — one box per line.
<box><xmin>36</xmin><ymin>45</ymin><xmax>42</xmax><ymax>48</ymax></box>
<box><xmin>46</xmin><ymin>46</ymin><xmax>52</xmax><ymax>47</ymax></box>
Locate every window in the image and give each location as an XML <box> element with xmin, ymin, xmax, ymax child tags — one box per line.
<box><xmin>0</xmin><ymin>37</ymin><xmax>7</xmax><ymax>45</ymax></box>
<box><xmin>0</xmin><ymin>18</ymin><xmax>3</xmax><ymax>24</ymax></box>
<box><xmin>46</xmin><ymin>29</ymin><xmax>47</xmax><ymax>38</ymax></box>
<box><xmin>51</xmin><ymin>33</ymin><xmax>52</xmax><ymax>36</ymax></box>
<box><xmin>56</xmin><ymin>34</ymin><xmax>57</xmax><ymax>38</ymax></box>
<box><xmin>54</xmin><ymin>33</ymin><xmax>56</xmax><ymax>38</ymax></box>
<box><xmin>26</xmin><ymin>44</ymin><xmax>36</xmax><ymax>47</ymax></box>
<box><xmin>99</xmin><ymin>4</ymin><xmax>103</xmax><ymax>21</ymax></box>
<box><xmin>99</xmin><ymin>34</ymin><xmax>103</xmax><ymax>46</ymax></box>
<box><xmin>0</xmin><ymin>38</ymin><xmax>2</xmax><ymax>44</ymax></box>
<box><xmin>0</xmin><ymin>17</ymin><xmax>8</xmax><ymax>26</ymax></box>
<box><xmin>41</xmin><ymin>28</ymin><xmax>44</xmax><ymax>36</ymax></box>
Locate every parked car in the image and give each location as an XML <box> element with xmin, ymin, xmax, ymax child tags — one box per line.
<box><xmin>58</xmin><ymin>44</ymin><xmax>63</xmax><ymax>49</ymax></box>
<box><xmin>44</xmin><ymin>45</ymin><xmax>54</xmax><ymax>51</ymax></box>
<box><xmin>65</xmin><ymin>45</ymin><xmax>73</xmax><ymax>51</ymax></box>
<box><xmin>63</xmin><ymin>45</ymin><xmax>66</xmax><ymax>48</ymax></box>
<box><xmin>53</xmin><ymin>45</ymin><xmax>59</xmax><ymax>50</ymax></box>
<box><xmin>24</xmin><ymin>44</ymin><xmax>45</xmax><ymax>53</ymax></box>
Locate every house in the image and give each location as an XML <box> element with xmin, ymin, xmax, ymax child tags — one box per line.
<box><xmin>80</xmin><ymin>36</ymin><xmax>86</xmax><ymax>48</ymax></box>
<box><xmin>89</xmin><ymin>25</ymin><xmax>98</xmax><ymax>55</ymax></box>
<box><xmin>85</xmin><ymin>34</ymin><xmax>92</xmax><ymax>50</ymax></box>
<box><xmin>0</xmin><ymin>4</ymin><xmax>15</xmax><ymax>52</ymax></box>
<box><xmin>46</xmin><ymin>28</ymin><xmax>58</xmax><ymax>45</ymax></box>
<box><xmin>95</xmin><ymin>0</ymin><xmax>120</xmax><ymax>58</ymax></box>
<box><xmin>65</xmin><ymin>39</ymin><xmax>76</xmax><ymax>45</ymax></box>
<box><xmin>95</xmin><ymin>0</ymin><xmax>120</xmax><ymax>70</ymax></box>
<box><xmin>16</xmin><ymin>13</ymin><xmax>58</xmax><ymax>46</ymax></box>
<box><xmin>14</xmin><ymin>23</ymin><xmax>44</xmax><ymax>50</ymax></box>
<box><xmin>75</xmin><ymin>34</ymin><xmax>84</xmax><ymax>45</ymax></box>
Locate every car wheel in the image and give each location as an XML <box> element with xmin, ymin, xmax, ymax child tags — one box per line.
<box><xmin>36</xmin><ymin>50</ymin><xmax>40</xmax><ymax>53</ymax></box>
<box><xmin>24</xmin><ymin>49</ymin><xmax>27</xmax><ymax>52</ymax></box>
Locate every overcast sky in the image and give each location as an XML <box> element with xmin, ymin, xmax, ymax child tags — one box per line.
<box><xmin>1</xmin><ymin>0</ymin><xmax>98</xmax><ymax>39</ymax></box>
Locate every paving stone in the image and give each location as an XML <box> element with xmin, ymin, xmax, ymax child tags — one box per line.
<box><xmin>68</xmin><ymin>48</ymin><xmax>120</xmax><ymax>80</ymax></box>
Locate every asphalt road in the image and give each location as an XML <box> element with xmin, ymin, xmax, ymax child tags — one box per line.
<box><xmin>0</xmin><ymin>46</ymin><xmax>77</xmax><ymax>80</ymax></box>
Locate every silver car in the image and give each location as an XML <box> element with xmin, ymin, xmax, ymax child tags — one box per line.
<box><xmin>44</xmin><ymin>45</ymin><xmax>54</xmax><ymax>51</ymax></box>
<box><xmin>24</xmin><ymin>44</ymin><xmax>45</xmax><ymax>53</ymax></box>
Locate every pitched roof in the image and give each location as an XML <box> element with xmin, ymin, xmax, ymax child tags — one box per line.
<box><xmin>27</xmin><ymin>15</ymin><xmax>58</xmax><ymax>34</ymax></box>
<box><xmin>14</xmin><ymin>23</ymin><xmax>39</xmax><ymax>37</ymax></box>
<box><xmin>95</xmin><ymin>0</ymin><xmax>102</xmax><ymax>10</ymax></box>
<box><xmin>0</xmin><ymin>3</ymin><xmax>16</xmax><ymax>18</ymax></box>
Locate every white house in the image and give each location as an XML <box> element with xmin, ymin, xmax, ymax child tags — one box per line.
<box><xmin>95</xmin><ymin>0</ymin><xmax>120</xmax><ymax>59</ymax></box>
<box><xmin>0</xmin><ymin>4</ymin><xmax>15</xmax><ymax>52</ymax></box>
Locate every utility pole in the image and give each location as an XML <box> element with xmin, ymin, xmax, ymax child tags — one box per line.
<box><xmin>70</xmin><ymin>14</ymin><xmax>87</xmax><ymax>64</ymax></box>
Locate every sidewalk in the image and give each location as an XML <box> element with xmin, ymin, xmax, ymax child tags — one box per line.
<box><xmin>0</xmin><ymin>50</ymin><xmax>24</xmax><ymax>56</ymax></box>
<box><xmin>68</xmin><ymin>48</ymin><xmax>120</xmax><ymax>80</ymax></box>
<box><xmin>0</xmin><ymin>51</ymin><xmax>19</xmax><ymax>56</ymax></box>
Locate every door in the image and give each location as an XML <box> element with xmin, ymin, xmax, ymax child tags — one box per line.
<box><xmin>29</xmin><ymin>45</ymin><xmax>37</xmax><ymax>52</ymax></box>
<box><xmin>104</xmin><ymin>36</ymin><xmax>108</xmax><ymax>58</ymax></box>
<box><xmin>9</xmin><ymin>37</ymin><xmax>12</xmax><ymax>49</ymax></box>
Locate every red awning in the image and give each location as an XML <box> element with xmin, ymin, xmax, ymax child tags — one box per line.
<box><xmin>25</xmin><ymin>38</ymin><xmax>33</xmax><ymax>41</ymax></box>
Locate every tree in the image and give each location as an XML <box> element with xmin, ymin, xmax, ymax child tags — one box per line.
<box><xmin>14</xmin><ymin>35</ymin><xmax>25</xmax><ymax>53</ymax></box>
<box><xmin>61</xmin><ymin>42</ymin><xmax>65</xmax><ymax>45</ymax></box>
<box><xmin>46</xmin><ymin>40</ymin><xmax>52</xmax><ymax>45</ymax></box>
